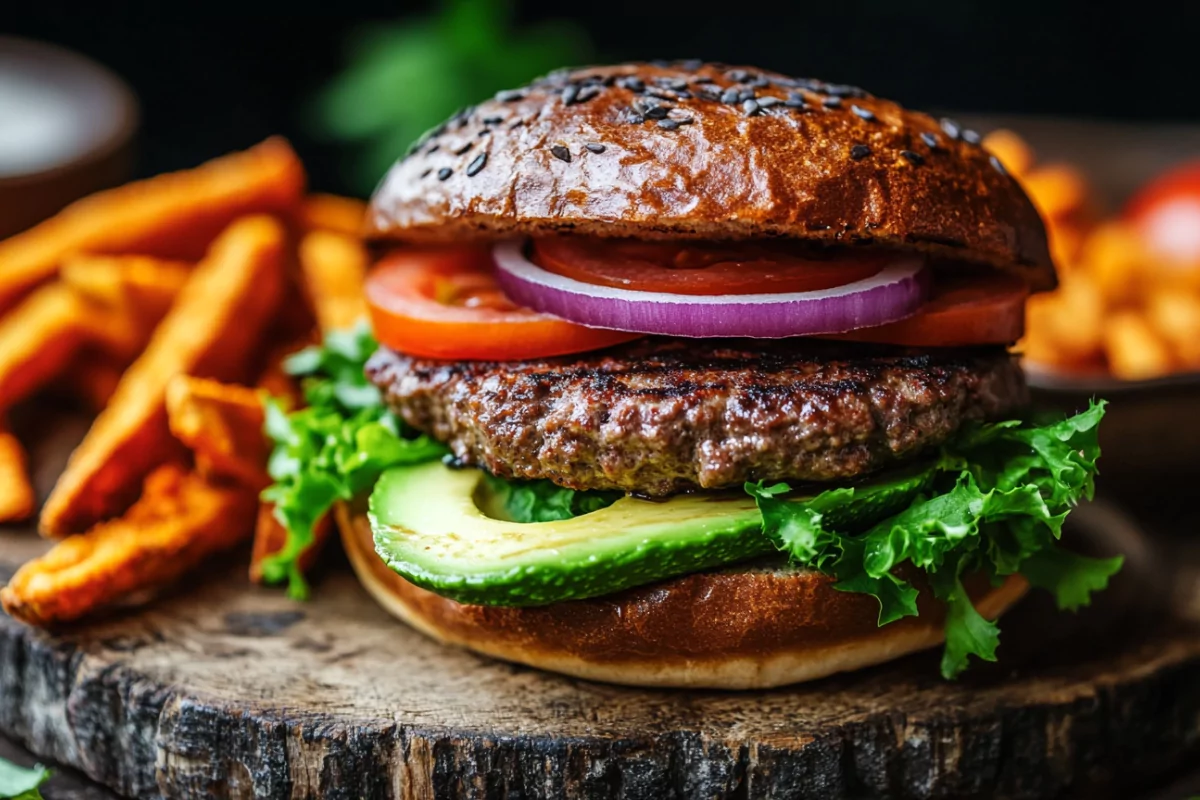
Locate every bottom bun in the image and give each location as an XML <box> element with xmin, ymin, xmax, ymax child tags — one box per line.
<box><xmin>339</xmin><ymin>505</ymin><xmax>1028</xmax><ymax>689</ymax></box>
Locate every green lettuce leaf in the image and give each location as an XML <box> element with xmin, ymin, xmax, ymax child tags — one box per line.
<box><xmin>0</xmin><ymin>758</ymin><xmax>50</xmax><ymax>800</ymax></box>
<box><xmin>261</xmin><ymin>323</ymin><xmax>449</xmax><ymax>599</ymax></box>
<box><xmin>481</xmin><ymin>473</ymin><xmax>620</xmax><ymax>523</ymax></box>
<box><xmin>262</xmin><ymin>323</ymin><xmax>619</xmax><ymax>596</ymax></box>
<box><xmin>748</xmin><ymin>401</ymin><xmax>1116</xmax><ymax>679</ymax></box>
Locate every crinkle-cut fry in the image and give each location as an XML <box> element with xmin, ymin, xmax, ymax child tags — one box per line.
<box><xmin>1147</xmin><ymin>291</ymin><xmax>1200</xmax><ymax>368</ymax></box>
<box><xmin>249</xmin><ymin>502</ymin><xmax>331</xmax><ymax>585</ymax></box>
<box><xmin>298</xmin><ymin>230</ymin><xmax>368</xmax><ymax>333</ymax></box>
<box><xmin>1104</xmin><ymin>311</ymin><xmax>1175</xmax><ymax>381</ymax></box>
<box><xmin>165</xmin><ymin>375</ymin><xmax>269</xmax><ymax>489</ymax></box>
<box><xmin>0</xmin><ymin>137</ymin><xmax>304</xmax><ymax>313</ymax></box>
<box><xmin>0</xmin><ymin>283</ymin><xmax>108</xmax><ymax>413</ymax></box>
<box><xmin>60</xmin><ymin>255</ymin><xmax>191</xmax><ymax>319</ymax></box>
<box><xmin>41</xmin><ymin>216</ymin><xmax>285</xmax><ymax>537</ymax></box>
<box><xmin>1</xmin><ymin>465</ymin><xmax>256</xmax><ymax>626</ymax></box>
<box><xmin>0</xmin><ymin>429</ymin><xmax>35</xmax><ymax>522</ymax></box>
<box><xmin>298</xmin><ymin>194</ymin><xmax>367</xmax><ymax>236</ymax></box>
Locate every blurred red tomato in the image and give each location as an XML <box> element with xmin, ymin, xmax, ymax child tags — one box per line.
<box><xmin>1125</xmin><ymin>162</ymin><xmax>1200</xmax><ymax>262</ymax></box>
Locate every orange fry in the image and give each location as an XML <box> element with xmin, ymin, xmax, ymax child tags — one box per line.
<box><xmin>298</xmin><ymin>230</ymin><xmax>368</xmax><ymax>333</ymax></box>
<box><xmin>249</xmin><ymin>502</ymin><xmax>331</xmax><ymax>585</ymax></box>
<box><xmin>298</xmin><ymin>193</ymin><xmax>367</xmax><ymax>236</ymax></box>
<box><xmin>1</xmin><ymin>465</ymin><xmax>255</xmax><ymax>626</ymax></box>
<box><xmin>0</xmin><ymin>429</ymin><xmax>35</xmax><ymax>522</ymax></box>
<box><xmin>165</xmin><ymin>375</ymin><xmax>270</xmax><ymax>489</ymax></box>
<box><xmin>41</xmin><ymin>216</ymin><xmax>285</xmax><ymax>537</ymax></box>
<box><xmin>0</xmin><ymin>137</ymin><xmax>304</xmax><ymax>313</ymax></box>
<box><xmin>0</xmin><ymin>283</ymin><xmax>110</xmax><ymax>413</ymax></box>
<box><xmin>60</xmin><ymin>255</ymin><xmax>190</xmax><ymax>318</ymax></box>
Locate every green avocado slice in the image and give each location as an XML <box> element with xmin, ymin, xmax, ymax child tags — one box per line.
<box><xmin>369</xmin><ymin>461</ymin><xmax>933</xmax><ymax>607</ymax></box>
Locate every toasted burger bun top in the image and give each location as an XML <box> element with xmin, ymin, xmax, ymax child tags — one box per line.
<box><xmin>368</xmin><ymin>61</ymin><xmax>1055</xmax><ymax>291</ymax></box>
<box><xmin>339</xmin><ymin>505</ymin><xmax>1029</xmax><ymax>689</ymax></box>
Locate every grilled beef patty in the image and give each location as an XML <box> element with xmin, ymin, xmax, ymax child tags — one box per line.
<box><xmin>367</xmin><ymin>339</ymin><xmax>1028</xmax><ymax>496</ymax></box>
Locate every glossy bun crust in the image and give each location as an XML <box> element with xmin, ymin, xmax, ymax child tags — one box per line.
<box><xmin>369</xmin><ymin>61</ymin><xmax>1055</xmax><ymax>290</ymax></box>
<box><xmin>340</xmin><ymin>506</ymin><xmax>1028</xmax><ymax>689</ymax></box>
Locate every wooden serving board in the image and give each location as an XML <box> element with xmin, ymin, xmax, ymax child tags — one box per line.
<box><xmin>2</xmin><ymin>413</ymin><xmax>1200</xmax><ymax>799</ymax></box>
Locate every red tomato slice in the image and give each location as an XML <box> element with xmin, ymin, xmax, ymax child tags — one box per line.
<box><xmin>828</xmin><ymin>272</ymin><xmax>1029</xmax><ymax>347</ymax></box>
<box><xmin>532</xmin><ymin>237</ymin><xmax>889</xmax><ymax>296</ymax></box>
<box><xmin>365</xmin><ymin>247</ymin><xmax>641</xmax><ymax>360</ymax></box>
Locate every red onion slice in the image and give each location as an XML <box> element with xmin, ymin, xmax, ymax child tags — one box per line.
<box><xmin>493</xmin><ymin>240</ymin><xmax>930</xmax><ymax>338</ymax></box>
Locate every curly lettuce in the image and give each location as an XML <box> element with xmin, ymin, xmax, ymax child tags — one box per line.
<box><xmin>747</xmin><ymin>401</ymin><xmax>1121</xmax><ymax>679</ymax></box>
<box><xmin>0</xmin><ymin>758</ymin><xmax>51</xmax><ymax>800</ymax></box>
<box><xmin>261</xmin><ymin>324</ymin><xmax>617</xmax><ymax>597</ymax></box>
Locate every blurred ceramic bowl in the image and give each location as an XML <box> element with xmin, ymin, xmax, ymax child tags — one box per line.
<box><xmin>0</xmin><ymin>36</ymin><xmax>138</xmax><ymax>238</ymax></box>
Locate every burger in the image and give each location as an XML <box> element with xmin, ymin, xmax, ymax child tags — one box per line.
<box><xmin>261</xmin><ymin>61</ymin><xmax>1121</xmax><ymax>689</ymax></box>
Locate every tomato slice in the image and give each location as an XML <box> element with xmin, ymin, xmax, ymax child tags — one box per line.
<box><xmin>365</xmin><ymin>247</ymin><xmax>642</xmax><ymax>360</ymax></box>
<box><xmin>828</xmin><ymin>272</ymin><xmax>1029</xmax><ymax>347</ymax></box>
<box><xmin>532</xmin><ymin>237</ymin><xmax>889</xmax><ymax>296</ymax></box>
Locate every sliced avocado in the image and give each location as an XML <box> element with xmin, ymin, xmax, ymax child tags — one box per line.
<box><xmin>369</xmin><ymin>461</ymin><xmax>934</xmax><ymax>607</ymax></box>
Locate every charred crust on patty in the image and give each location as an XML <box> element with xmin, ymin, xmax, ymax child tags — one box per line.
<box><xmin>367</xmin><ymin>338</ymin><xmax>1028</xmax><ymax>496</ymax></box>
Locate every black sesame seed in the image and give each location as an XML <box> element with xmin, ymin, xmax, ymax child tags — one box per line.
<box><xmin>585</xmin><ymin>142</ymin><xmax>606</xmax><ymax>154</ymax></box>
<box><xmin>466</xmin><ymin>152</ymin><xmax>488</xmax><ymax>177</ymax></box>
<box><xmin>551</xmin><ymin>145</ymin><xmax>571</xmax><ymax>163</ymax></box>
<box><xmin>962</xmin><ymin>129</ymin><xmax>982</xmax><ymax>145</ymax></box>
<box><xmin>453</xmin><ymin>141</ymin><xmax>473</xmax><ymax>155</ymax></box>
<box><xmin>900</xmin><ymin>150</ymin><xmax>925</xmax><ymax>165</ymax></box>
<box><xmin>720</xmin><ymin>87</ymin><xmax>741</xmax><ymax>104</ymax></box>
<box><xmin>426</xmin><ymin>143</ymin><xmax>440</xmax><ymax>155</ymax></box>
<box><xmin>482</xmin><ymin>116</ymin><xmax>504</xmax><ymax>125</ymax></box>
<box><xmin>851</xmin><ymin>104</ymin><xmax>875</xmax><ymax>121</ymax></box>
<box><xmin>939</xmin><ymin>117</ymin><xmax>962</xmax><ymax>140</ymax></box>
<box><xmin>561</xmin><ymin>84</ymin><xmax>580</xmax><ymax>105</ymax></box>
<box><xmin>738</xmin><ymin>88</ymin><xmax>756</xmax><ymax>102</ymax></box>
<box><xmin>509</xmin><ymin>119</ymin><xmax>525</xmax><ymax>130</ymax></box>
<box><xmin>617</xmin><ymin>76</ymin><xmax>645</xmax><ymax>92</ymax></box>
<box><xmin>644</xmin><ymin>104</ymin><xmax>669</xmax><ymax>120</ymax></box>
<box><xmin>661</xmin><ymin>77</ymin><xmax>689</xmax><ymax>91</ymax></box>
<box><xmin>679</xmin><ymin>58</ymin><xmax>703</xmax><ymax>71</ymax></box>
<box><xmin>627</xmin><ymin>114</ymin><xmax>646</xmax><ymax>125</ymax></box>
<box><xmin>742</xmin><ymin>98</ymin><xmax>761</xmax><ymax>116</ymax></box>
<box><xmin>644</xmin><ymin>87</ymin><xmax>677</xmax><ymax>101</ymax></box>
<box><xmin>496</xmin><ymin>89</ymin><xmax>525</xmax><ymax>103</ymax></box>
<box><xmin>850</xmin><ymin>144</ymin><xmax>871</xmax><ymax>160</ymax></box>
<box><xmin>696</xmin><ymin>88</ymin><xmax>722</xmax><ymax>102</ymax></box>
<box><xmin>757</xmin><ymin>96</ymin><xmax>781</xmax><ymax>108</ymax></box>
<box><xmin>725</xmin><ymin>68</ymin><xmax>749</xmax><ymax>82</ymax></box>
<box><xmin>748</xmin><ymin>75</ymin><xmax>769</xmax><ymax>89</ymax></box>
<box><xmin>576</xmin><ymin>86</ymin><xmax>601</xmax><ymax>103</ymax></box>
<box><xmin>920</xmin><ymin>131</ymin><xmax>940</xmax><ymax>149</ymax></box>
<box><xmin>420</xmin><ymin>168</ymin><xmax>432</xmax><ymax>178</ymax></box>
<box><xmin>823</xmin><ymin>96</ymin><xmax>842</xmax><ymax>108</ymax></box>
<box><xmin>657</xmin><ymin>118</ymin><xmax>682</xmax><ymax>130</ymax></box>
<box><xmin>989</xmin><ymin>154</ymin><xmax>1008</xmax><ymax>175</ymax></box>
<box><xmin>785</xmin><ymin>93</ymin><xmax>807</xmax><ymax>108</ymax></box>
<box><xmin>825</xmin><ymin>83</ymin><xmax>866</xmax><ymax>98</ymax></box>
<box><xmin>437</xmin><ymin>167</ymin><xmax>453</xmax><ymax>181</ymax></box>
<box><xmin>478</xmin><ymin>128</ymin><xmax>491</xmax><ymax>137</ymax></box>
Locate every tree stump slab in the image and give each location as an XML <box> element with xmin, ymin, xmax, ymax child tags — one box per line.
<box><xmin>2</xmin><ymin>508</ymin><xmax>1199</xmax><ymax>800</ymax></box>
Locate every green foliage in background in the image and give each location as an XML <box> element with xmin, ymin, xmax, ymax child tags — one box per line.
<box><xmin>312</xmin><ymin>0</ymin><xmax>592</xmax><ymax>194</ymax></box>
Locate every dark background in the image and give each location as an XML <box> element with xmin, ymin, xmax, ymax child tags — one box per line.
<box><xmin>9</xmin><ymin>1</ymin><xmax>1200</xmax><ymax>193</ymax></box>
